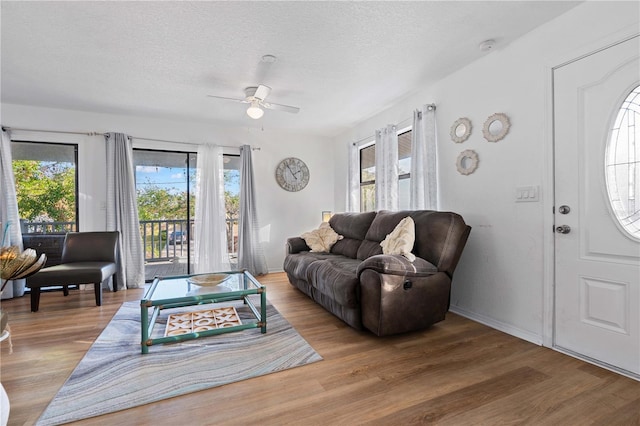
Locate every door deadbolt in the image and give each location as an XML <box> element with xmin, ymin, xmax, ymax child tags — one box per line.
<box><xmin>558</xmin><ymin>205</ymin><xmax>571</xmax><ymax>214</ymax></box>
<box><xmin>556</xmin><ymin>225</ymin><xmax>571</xmax><ymax>234</ymax></box>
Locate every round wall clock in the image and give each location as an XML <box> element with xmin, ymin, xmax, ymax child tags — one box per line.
<box><xmin>275</xmin><ymin>157</ymin><xmax>309</xmax><ymax>192</ymax></box>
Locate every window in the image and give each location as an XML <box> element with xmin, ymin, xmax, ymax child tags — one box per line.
<box><xmin>359</xmin><ymin>129</ymin><xmax>412</xmax><ymax>212</ymax></box>
<box><xmin>605</xmin><ymin>85</ymin><xmax>640</xmax><ymax>238</ymax></box>
<box><xmin>398</xmin><ymin>130</ymin><xmax>412</xmax><ymax>210</ymax></box>
<box><xmin>359</xmin><ymin>144</ymin><xmax>376</xmax><ymax>212</ymax></box>
<box><xmin>11</xmin><ymin>141</ymin><xmax>78</xmax><ymax>234</ymax></box>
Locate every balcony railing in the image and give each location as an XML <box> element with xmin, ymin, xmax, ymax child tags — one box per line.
<box><xmin>20</xmin><ymin>220</ymin><xmax>76</xmax><ymax>234</ymax></box>
<box><xmin>21</xmin><ymin>219</ymin><xmax>239</xmax><ymax>264</ymax></box>
<box><xmin>139</xmin><ymin>219</ymin><xmax>238</xmax><ymax>263</ymax></box>
<box><xmin>140</xmin><ymin>219</ymin><xmax>192</xmax><ymax>262</ymax></box>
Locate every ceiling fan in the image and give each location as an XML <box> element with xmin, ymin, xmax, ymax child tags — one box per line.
<box><xmin>208</xmin><ymin>85</ymin><xmax>300</xmax><ymax>119</ymax></box>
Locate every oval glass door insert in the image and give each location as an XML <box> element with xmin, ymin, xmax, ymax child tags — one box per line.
<box><xmin>605</xmin><ymin>85</ymin><xmax>640</xmax><ymax>239</ymax></box>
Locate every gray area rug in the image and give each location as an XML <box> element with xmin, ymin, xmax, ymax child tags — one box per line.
<box><xmin>37</xmin><ymin>298</ymin><xmax>322</xmax><ymax>425</ymax></box>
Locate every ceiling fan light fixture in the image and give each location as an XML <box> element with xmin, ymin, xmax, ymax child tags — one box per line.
<box><xmin>246</xmin><ymin>102</ymin><xmax>264</xmax><ymax>119</ymax></box>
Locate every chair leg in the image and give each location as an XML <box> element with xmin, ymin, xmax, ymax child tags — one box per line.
<box><xmin>112</xmin><ymin>274</ymin><xmax>118</xmax><ymax>292</ymax></box>
<box><xmin>63</xmin><ymin>285</ymin><xmax>69</xmax><ymax>296</ymax></box>
<box><xmin>94</xmin><ymin>282</ymin><xmax>103</xmax><ymax>306</ymax></box>
<box><xmin>30</xmin><ymin>287</ymin><xmax>41</xmax><ymax>312</ymax></box>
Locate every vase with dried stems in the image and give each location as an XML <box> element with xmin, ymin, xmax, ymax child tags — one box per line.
<box><xmin>0</xmin><ymin>222</ymin><xmax>48</xmax><ymax>293</ymax></box>
<box><xmin>1</xmin><ymin>222</ymin><xmax>47</xmax><ymax>350</ymax></box>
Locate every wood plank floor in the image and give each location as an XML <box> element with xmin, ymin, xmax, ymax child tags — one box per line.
<box><xmin>1</xmin><ymin>272</ymin><xmax>638</xmax><ymax>425</ymax></box>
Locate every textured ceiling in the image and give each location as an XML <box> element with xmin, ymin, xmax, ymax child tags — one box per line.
<box><xmin>1</xmin><ymin>1</ymin><xmax>581</xmax><ymax>136</ymax></box>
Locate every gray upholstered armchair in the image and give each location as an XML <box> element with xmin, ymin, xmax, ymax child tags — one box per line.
<box><xmin>26</xmin><ymin>231</ymin><xmax>119</xmax><ymax>312</ymax></box>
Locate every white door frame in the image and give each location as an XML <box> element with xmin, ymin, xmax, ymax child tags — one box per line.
<box><xmin>542</xmin><ymin>26</ymin><xmax>640</xmax><ymax>352</ymax></box>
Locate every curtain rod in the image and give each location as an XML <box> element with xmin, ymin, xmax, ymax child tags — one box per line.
<box><xmin>131</xmin><ymin>135</ymin><xmax>260</xmax><ymax>151</ymax></box>
<box><xmin>1</xmin><ymin>126</ymin><xmax>260</xmax><ymax>151</ymax></box>
<box><xmin>2</xmin><ymin>126</ymin><xmax>102</xmax><ymax>137</ymax></box>
<box><xmin>350</xmin><ymin>103</ymin><xmax>436</xmax><ymax>146</ymax></box>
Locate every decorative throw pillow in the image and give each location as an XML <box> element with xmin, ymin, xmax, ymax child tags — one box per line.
<box><xmin>301</xmin><ymin>222</ymin><xmax>344</xmax><ymax>253</ymax></box>
<box><xmin>379</xmin><ymin>216</ymin><xmax>416</xmax><ymax>262</ymax></box>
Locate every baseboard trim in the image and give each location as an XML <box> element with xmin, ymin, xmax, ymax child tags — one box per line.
<box><xmin>449</xmin><ymin>304</ymin><xmax>543</xmax><ymax>346</ymax></box>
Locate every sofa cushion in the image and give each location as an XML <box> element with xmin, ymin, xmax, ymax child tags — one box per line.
<box><xmin>364</xmin><ymin>211</ymin><xmax>410</xmax><ymax>242</ymax></box>
<box><xmin>26</xmin><ymin>262</ymin><xmax>117</xmax><ymax>287</ymax></box>
<box><xmin>329</xmin><ymin>212</ymin><xmax>376</xmax><ymax>258</ymax></box>
<box><xmin>330</xmin><ymin>238</ymin><xmax>363</xmax><ymax>259</ymax></box>
<box><xmin>380</xmin><ymin>216</ymin><xmax>416</xmax><ymax>262</ymax></box>
<box><xmin>306</xmin><ymin>256</ymin><xmax>361</xmax><ymax>308</ymax></box>
<box><xmin>356</xmin><ymin>240</ymin><xmax>383</xmax><ymax>260</ymax></box>
<box><xmin>283</xmin><ymin>252</ymin><xmax>336</xmax><ymax>280</ymax></box>
<box><xmin>301</xmin><ymin>222</ymin><xmax>343</xmax><ymax>252</ymax></box>
<box><xmin>329</xmin><ymin>211</ymin><xmax>376</xmax><ymax>240</ymax></box>
<box><xmin>357</xmin><ymin>210</ymin><xmax>411</xmax><ymax>260</ymax></box>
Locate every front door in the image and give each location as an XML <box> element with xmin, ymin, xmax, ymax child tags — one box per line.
<box><xmin>553</xmin><ymin>35</ymin><xmax>640</xmax><ymax>377</ymax></box>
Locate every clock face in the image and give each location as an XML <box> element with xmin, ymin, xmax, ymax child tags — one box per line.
<box><xmin>275</xmin><ymin>157</ymin><xmax>309</xmax><ymax>192</ymax></box>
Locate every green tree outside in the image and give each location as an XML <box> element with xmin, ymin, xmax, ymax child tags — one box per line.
<box><xmin>13</xmin><ymin>160</ymin><xmax>76</xmax><ymax>225</ymax></box>
<box><xmin>224</xmin><ymin>169</ymin><xmax>240</xmax><ymax>251</ymax></box>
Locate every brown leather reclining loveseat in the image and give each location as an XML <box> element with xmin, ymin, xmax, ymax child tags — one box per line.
<box><xmin>284</xmin><ymin>210</ymin><xmax>471</xmax><ymax>336</ymax></box>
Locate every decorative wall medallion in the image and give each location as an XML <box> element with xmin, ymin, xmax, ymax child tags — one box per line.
<box><xmin>482</xmin><ymin>113</ymin><xmax>510</xmax><ymax>142</ymax></box>
<box><xmin>450</xmin><ymin>117</ymin><xmax>472</xmax><ymax>143</ymax></box>
<box><xmin>456</xmin><ymin>149</ymin><xmax>479</xmax><ymax>175</ymax></box>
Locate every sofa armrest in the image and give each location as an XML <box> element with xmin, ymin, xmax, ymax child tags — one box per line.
<box><xmin>357</xmin><ymin>254</ymin><xmax>437</xmax><ymax>278</ymax></box>
<box><xmin>359</xmin><ymin>269</ymin><xmax>450</xmax><ymax>336</ymax></box>
<box><xmin>286</xmin><ymin>237</ymin><xmax>310</xmax><ymax>255</ymax></box>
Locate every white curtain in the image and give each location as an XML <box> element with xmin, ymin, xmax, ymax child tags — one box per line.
<box><xmin>106</xmin><ymin>132</ymin><xmax>145</xmax><ymax>289</ymax></box>
<box><xmin>347</xmin><ymin>142</ymin><xmax>360</xmax><ymax>212</ymax></box>
<box><xmin>375</xmin><ymin>124</ymin><xmax>399</xmax><ymax>211</ymax></box>
<box><xmin>238</xmin><ymin>145</ymin><xmax>268</xmax><ymax>276</ymax></box>
<box><xmin>410</xmin><ymin>104</ymin><xmax>438</xmax><ymax>210</ymax></box>
<box><xmin>0</xmin><ymin>129</ymin><xmax>25</xmax><ymax>299</ymax></box>
<box><xmin>193</xmin><ymin>144</ymin><xmax>230</xmax><ymax>273</ymax></box>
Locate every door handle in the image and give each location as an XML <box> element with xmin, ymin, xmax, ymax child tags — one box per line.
<box><xmin>556</xmin><ymin>225</ymin><xmax>571</xmax><ymax>234</ymax></box>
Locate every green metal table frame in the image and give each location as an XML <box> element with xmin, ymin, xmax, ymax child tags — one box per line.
<box><xmin>140</xmin><ymin>270</ymin><xmax>266</xmax><ymax>354</ymax></box>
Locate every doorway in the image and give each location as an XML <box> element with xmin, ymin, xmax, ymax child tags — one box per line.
<box><xmin>133</xmin><ymin>149</ymin><xmax>242</xmax><ymax>280</ymax></box>
<box><xmin>133</xmin><ymin>149</ymin><xmax>197</xmax><ymax>280</ymax></box>
<box><xmin>553</xmin><ymin>36</ymin><xmax>640</xmax><ymax>378</ymax></box>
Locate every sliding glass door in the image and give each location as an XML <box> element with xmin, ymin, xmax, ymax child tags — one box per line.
<box><xmin>134</xmin><ymin>149</ymin><xmax>196</xmax><ymax>281</ymax></box>
<box><xmin>134</xmin><ymin>149</ymin><xmax>241</xmax><ymax>280</ymax></box>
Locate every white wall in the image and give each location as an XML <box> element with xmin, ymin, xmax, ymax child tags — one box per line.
<box><xmin>333</xmin><ymin>2</ymin><xmax>639</xmax><ymax>344</ymax></box>
<box><xmin>2</xmin><ymin>104</ymin><xmax>335</xmax><ymax>272</ymax></box>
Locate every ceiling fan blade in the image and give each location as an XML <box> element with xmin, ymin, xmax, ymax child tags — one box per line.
<box><xmin>261</xmin><ymin>101</ymin><xmax>300</xmax><ymax>114</ymax></box>
<box><xmin>254</xmin><ymin>85</ymin><xmax>272</xmax><ymax>101</ymax></box>
<box><xmin>207</xmin><ymin>95</ymin><xmax>248</xmax><ymax>103</ymax></box>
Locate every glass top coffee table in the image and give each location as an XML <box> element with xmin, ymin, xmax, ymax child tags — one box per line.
<box><xmin>140</xmin><ymin>270</ymin><xmax>266</xmax><ymax>354</ymax></box>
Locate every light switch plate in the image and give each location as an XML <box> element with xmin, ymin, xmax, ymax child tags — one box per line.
<box><xmin>516</xmin><ymin>186</ymin><xmax>540</xmax><ymax>202</ymax></box>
